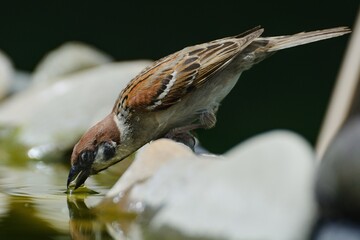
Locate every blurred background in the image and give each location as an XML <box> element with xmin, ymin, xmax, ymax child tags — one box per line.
<box><xmin>0</xmin><ymin>0</ymin><xmax>357</xmax><ymax>153</ymax></box>
<box><xmin>0</xmin><ymin>1</ymin><xmax>358</xmax><ymax>239</ymax></box>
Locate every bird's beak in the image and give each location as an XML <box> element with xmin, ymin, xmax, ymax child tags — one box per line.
<box><xmin>67</xmin><ymin>166</ymin><xmax>91</xmax><ymax>190</ymax></box>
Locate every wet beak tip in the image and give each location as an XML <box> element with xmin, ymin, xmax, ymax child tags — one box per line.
<box><xmin>67</xmin><ymin>167</ymin><xmax>79</xmax><ymax>189</ymax></box>
<box><xmin>66</xmin><ymin>167</ymin><xmax>91</xmax><ymax>190</ymax></box>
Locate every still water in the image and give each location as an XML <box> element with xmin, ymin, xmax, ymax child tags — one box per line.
<box><xmin>0</xmin><ymin>145</ymin><xmax>137</xmax><ymax>239</ymax></box>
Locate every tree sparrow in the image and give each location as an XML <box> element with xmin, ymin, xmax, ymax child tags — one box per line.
<box><xmin>67</xmin><ymin>26</ymin><xmax>350</xmax><ymax>189</ymax></box>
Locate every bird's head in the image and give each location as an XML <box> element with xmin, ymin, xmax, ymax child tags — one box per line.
<box><xmin>67</xmin><ymin>113</ymin><xmax>121</xmax><ymax>189</ymax></box>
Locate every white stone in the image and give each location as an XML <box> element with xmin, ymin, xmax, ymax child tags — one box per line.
<box><xmin>106</xmin><ymin>139</ymin><xmax>196</xmax><ymax>198</ymax></box>
<box><xmin>125</xmin><ymin>131</ymin><xmax>316</xmax><ymax>240</ymax></box>
<box><xmin>0</xmin><ymin>61</ymin><xmax>152</xmax><ymax>158</ymax></box>
<box><xmin>0</xmin><ymin>50</ymin><xmax>13</xmax><ymax>99</ymax></box>
<box><xmin>32</xmin><ymin>42</ymin><xmax>112</xmax><ymax>86</ymax></box>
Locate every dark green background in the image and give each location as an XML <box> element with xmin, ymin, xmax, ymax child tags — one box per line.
<box><xmin>0</xmin><ymin>1</ymin><xmax>358</xmax><ymax>153</ymax></box>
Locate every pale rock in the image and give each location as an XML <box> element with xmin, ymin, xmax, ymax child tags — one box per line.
<box><xmin>32</xmin><ymin>42</ymin><xmax>112</xmax><ymax>86</ymax></box>
<box><xmin>0</xmin><ymin>61</ymin><xmax>152</xmax><ymax>159</ymax></box>
<box><xmin>122</xmin><ymin>131</ymin><xmax>316</xmax><ymax>240</ymax></box>
<box><xmin>0</xmin><ymin>50</ymin><xmax>13</xmax><ymax>99</ymax></box>
<box><xmin>106</xmin><ymin>139</ymin><xmax>195</xmax><ymax>199</ymax></box>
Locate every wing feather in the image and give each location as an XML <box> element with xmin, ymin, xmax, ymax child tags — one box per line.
<box><xmin>115</xmin><ymin>27</ymin><xmax>263</xmax><ymax>113</ymax></box>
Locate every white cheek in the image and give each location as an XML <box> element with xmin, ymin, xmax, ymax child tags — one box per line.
<box><xmin>114</xmin><ymin>114</ymin><xmax>130</xmax><ymax>142</ymax></box>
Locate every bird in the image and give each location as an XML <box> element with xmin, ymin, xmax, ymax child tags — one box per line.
<box><xmin>67</xmin><ymin>26</ymin><xmax>350</xmax><ymax>189</ymax></box>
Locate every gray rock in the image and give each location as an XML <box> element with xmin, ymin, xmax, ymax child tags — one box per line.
<box><xmin>8</xmin><ymin>70</ymin><xmax>31</xmax><ymax>95</ymax></box>
<box><xmin>316</xmin><ymin>116</ymin><xmax>360</xmax><ymax>219</ymax></box>
<box><xmin>32</xmin><ymin>42</ymin><xmax>112</xmax><ymax>86</ymax></box>
<box><xmin>314</xmin><ymin>220</ymin><xmax>360</xmax><ymax>240</ymax></box>
<box><xmin>106</xmin><ymin>131</ymin><xmax>316</xmax><ymax>240</ymax></box>
<box><xmin>0</xmin><ymin>61</ymin><xmax>152</xmax><ymax>160</ymax></box>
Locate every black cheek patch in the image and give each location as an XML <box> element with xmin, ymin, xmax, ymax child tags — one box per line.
<box><xmin>79</xmin><ymin>151</ymin><xmax>95</xmax><ymax>167</ymax></box>
<box><xmin>102</xmin><ymin>142</ymin><xmax>116</xmax><ymax>160</ymax></box>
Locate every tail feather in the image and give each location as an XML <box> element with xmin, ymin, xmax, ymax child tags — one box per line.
<box><xmin>262</xmin><ymin>26</ymin><xmax>351</xmax><ymax>52</ymax></box>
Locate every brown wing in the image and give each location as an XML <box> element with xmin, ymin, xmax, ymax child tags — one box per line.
<box><xmin>115</xmin><ymin>26</ymin><xmax>263</xmax><ymax>113</ymax></box>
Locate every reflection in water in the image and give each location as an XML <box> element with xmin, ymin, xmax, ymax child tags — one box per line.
<box><xmin>0</xmin><ymin>195</ymin><xmax>58</xmax><ymax>239</ymax></box>
<box><xmin>0</xmin><ymin>156</ymin><xmax>137</xmax><ymax>239</ymax></box>
<box><xmin>67</xmin><ymin>195</ymin><xmax>110</xmax><ymax>239</ymax></box>
<box><xmin>67</xmin><ymin>190</ymin><xmax>140</xmax><ymax>240</ymax></box>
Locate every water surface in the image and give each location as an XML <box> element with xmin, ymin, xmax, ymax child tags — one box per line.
<box><xmin>0</xmin><ymin>150</ymin><xmax>135</xmax><ymax>239</ymax></box>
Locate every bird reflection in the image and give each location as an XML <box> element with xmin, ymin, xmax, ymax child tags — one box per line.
<box><xmin>67</xmin><ymin>194</ymin><xmax>108</xmax><ymax>239</ymax></box>
<box><xmin>67</xmin><ymin>190</ymin><xmax>139</xmax><ymax>240</ymax></box>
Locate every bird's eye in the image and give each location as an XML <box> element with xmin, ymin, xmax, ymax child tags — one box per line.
<box><xmin>79</xmin><ymin>150</ymin><xmax>95</xmax><ymax>166</ymax></box>
<box><xmin>102</xmin><ymin>142</ymin><xmax>115</xmax><ymax>160</ymax></box>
